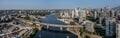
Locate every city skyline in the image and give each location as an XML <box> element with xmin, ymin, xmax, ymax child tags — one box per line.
<box><xmin>0</xmin><ymin>0</ymin><xmax>120</xmax><ymax>9</ymax></box>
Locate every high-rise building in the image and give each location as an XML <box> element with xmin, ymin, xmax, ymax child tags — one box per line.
<box><xmin>59</xmin><ymin>8</ymin><xmax>86</xmax><ymax>23</ymax></box>
<box><xmin>94</xmin><ymin>11</ymin><xmax>97</xmax><ymax>19</ymax></box>
<box><xmin>116</xmin><ymin>21</ymin><xmax>120</xmax><ymax>38</ymax></box>
<box><xmin>79</xmin><ymin>10</ymin><xmax>86</xmax><ymax>23</ymax></box>
<box><xmin>105</xmin><ymin>18</ymin><xmax>116</xmax><ymax>37</ymax></box>
<box><xmin>111</xmin><ymin>10</ymin><xmax>115</xmax><ymax>17</ymax></box>
<box><xmin>71</xmin><ymin>10</ymin><xmax>75</xmax><ymax>18</ymax></box>
<box><xmin>99</xmin><ymin>17</ymin><xmax>103</xmax><ymax>24</ymax></box>
<box><xmin>74</xmin><ymin>8</ymin><xmax>80</xmax><ymax>18</ymax></box>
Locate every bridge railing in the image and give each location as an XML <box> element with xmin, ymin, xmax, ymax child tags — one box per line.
<box><xmin>40</xmin><ymin>23</ymin><xmax>83</xmax><ymax>27</ymax></box>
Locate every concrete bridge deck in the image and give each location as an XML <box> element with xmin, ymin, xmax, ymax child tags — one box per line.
<box><xmin>40</xmin><ymin>23</ymin><xmax>83</xmax><ymax>38</ymax></box>
<box><xmin>40</xmin><ymin>23</ymin><xmax>83</xmax><ymax>27</ymax></box>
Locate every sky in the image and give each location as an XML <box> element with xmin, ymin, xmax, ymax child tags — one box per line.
<box><xmin>0</xmin><ymin>0</ymin><xmax>120</xmax><ymax>9</ymax></box>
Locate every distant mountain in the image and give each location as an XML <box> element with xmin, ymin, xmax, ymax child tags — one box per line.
<box><xmin>112</xmin><ymin>6</ymin><xmax>120</xmax><ymax>9</ymax></box>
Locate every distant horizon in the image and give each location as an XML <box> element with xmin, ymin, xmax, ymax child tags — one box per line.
<box><xmin>0</xmin><ymin>0</ymin><xmax>120</xmax><ymax>10</ymax></box>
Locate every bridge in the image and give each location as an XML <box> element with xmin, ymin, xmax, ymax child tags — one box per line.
<box><xmin>14</xmin><ymin>17</ymin><xmax>83</xmax><ymax>38</ymax></box>
<box><xmin>40</xmin><ymin>23</ymin><xmax>83</xmax><ymax>38</ymax></box>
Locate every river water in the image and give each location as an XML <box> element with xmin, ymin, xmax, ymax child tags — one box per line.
<box><xmin>34</xmin><ymin>13</ymin><xmax>77</xmax><ymax>38</ymax></box>
<box><xmin>40</xmin><ymin>13</ymin><xmax>66</xmax><ymax>25</ymax></box>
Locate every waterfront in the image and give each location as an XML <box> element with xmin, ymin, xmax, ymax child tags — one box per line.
<box><xmin>34</xmin><ymin>31</ymin><xmax>77</xmax><ymax>38</ymax></box>
<box><xmin>34</xmin><ymin>13</ymin><xmax>77</xmax><ymax>38</ymax></box>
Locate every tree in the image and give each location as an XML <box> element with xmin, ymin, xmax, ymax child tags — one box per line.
<box><xmin>69</xmin><ymin>22</ymin><xmax>75</xmax><ymax>25</ymax></box>
<box><xmin>23</xmin><ymin>15</ymin><xmax>30</xmax><ymax>20</ymax></box>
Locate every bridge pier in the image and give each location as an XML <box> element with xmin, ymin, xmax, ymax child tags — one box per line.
<box><xmin>7</xmin><ymin>35</ymin><xmax>9</xmax><ymax>38</ymax></box>
<box><xmin>47</xmin><ymin>25</ymin><xmax>49</xmax><ymax>31</ymax></box>
<box><xmin>66</xmin><ymin>35</ymin><xmax>69</xmax><ymax>38</ymax></box>
<box><xmin>2</xmin><ymin>35</ymin><xmax>6</xmax><ymax>38</ymax></box>
<box><xmin>2</xmin><ymin>36</ymin><xmax>4</xmax><ymax>38</ymax></box>
<box><xmin>60</xmin><ymin>26</ymin><xmax>63</xmax><ymax>32</ymax></box>
<box><xmin>41</xmin><ymin>23</ymin><xmax>83</xmax><ymax>38</ymax></box>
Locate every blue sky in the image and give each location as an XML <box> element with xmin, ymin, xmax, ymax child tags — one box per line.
<box><xmin>0</xmin><ymin>0</ymin><xmax>120</xmax><ymax>9</ymax></box>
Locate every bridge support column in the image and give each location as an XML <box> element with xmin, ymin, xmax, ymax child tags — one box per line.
<box><xmin>47</xmin><ymin>25</ymin><xmax>49</xmax><ymax>31</ymax></box>
<box><xmin>7</xmin><ymin>35</ymin><xmax>9</xmax><ymax>38</ymax></box>
<box><xmin>2</xmin><ymin>35</ymin><xmax>5</xmax><ymax>38</ymax></box>
<box><xmin>2</xmin><ymin>36</ymin><xmax>4</xmax><ymax>38</ymax></box>
<box><xmin>66</xmin><ymin>35</ymin><xmax>69</xmax><ymax>38</ymax></box>
<box><xmin>60</xmin><ymin>26</ymin><xmax>63</xmax><ymax>32</ymax></box>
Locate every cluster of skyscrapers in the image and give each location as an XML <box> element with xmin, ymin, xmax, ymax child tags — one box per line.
<box><xmin>59</xmin><ymin>7</ymin><xmax>120</xmax><ymax>38</ymax></box>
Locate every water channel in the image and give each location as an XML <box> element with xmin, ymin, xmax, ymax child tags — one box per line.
<box><xmin>34</xmin><ymin>13</ymin><xmax>77</xmax><ymax>38</ymax></box>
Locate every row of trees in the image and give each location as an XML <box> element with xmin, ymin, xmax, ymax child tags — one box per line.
<box><xmin>28</xmin><ymin>23</ymin><xmax>39</xmax><ymax>38</ymax></box>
